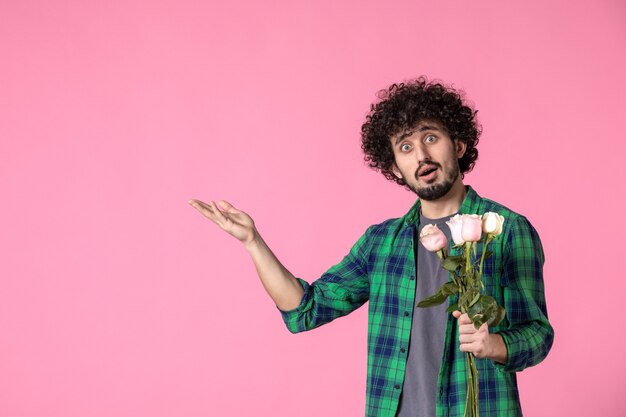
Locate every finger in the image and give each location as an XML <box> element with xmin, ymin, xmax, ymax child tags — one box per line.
<box><xmin>459</xmin><ymin>341</ymin><xmax>480</xmax><ymax>354</ymax></box>
<box><xmin>459</xmin><ymin>342</ymin><xmax>471</xmax><ymax>352</ymax></box>
<box><xmin>452</xmin><ymin>310</ymin><xmax>462</xmax><ymax>319</ymax></box>
<box><xmin>189</xmin><ymin>199</ymin><xmax>217</xmax><ymax>216</ymax></box>
<box><xmin>189</xmin><ymin>199</ymin><xmax>212</xmax><ymax>211</ymax></box>
<box><xmin>459</xmin><ymin>323</ymin><xmax>478</xmax><ymax>335</ymax></box>
<box><xmin>190</xmin><ymin>199</ymin><xmax>228</xmax><ymax>223</ymax></box>
<box><xmin>189</xmin><ymin>199</ymin><xmax>225</xmax><ymax>224</ymax></box>
<box><xmin>217</xmin><ymin>200</ymin><xmax>240</xmax><ymax>213</ymax></box>
<box><xmin>210</xmin><ymin>201</ymin><xmax>230</xmax><ymax>224</ymax></box>
<box><xmin>189</xmin><ymin>199</ymin><xmax>211</xmax><ymax>214</ymax></box>
<box><xmin>456</xmin><ymin>313</ymin><xmax>472</xmax><ymax>325</ymax></box>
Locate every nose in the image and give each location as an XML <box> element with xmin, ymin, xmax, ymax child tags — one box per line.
<box><xmin>415</xmin><ymin>142</ymin><xmax>431</xmax><ymax>163</ymax></box>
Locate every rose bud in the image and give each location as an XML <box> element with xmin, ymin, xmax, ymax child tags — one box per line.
<box><xmin>419</xmin><ymin>224</ymin><xmax>448</xmax><ymax>252</ymax></box>
<box><xmin>482</xmin><ymin>212</ymin><xmax>505</xmax><ymax>237</ymax></box>
<box><xmin>461</xmin><ymin>214</ymin><xmax>483</xmax><ymax>242</ymax></box>
<box><xmin>446</xmin><ymin>214</ymin><xmax>465</xmax><ymax>245</ymax></box>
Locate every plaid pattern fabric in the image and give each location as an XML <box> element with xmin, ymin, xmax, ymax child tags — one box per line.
<box><xmin>280</xmin><ymin>186</ymin><xmax>554</xmax><ymax>417</ymax></box>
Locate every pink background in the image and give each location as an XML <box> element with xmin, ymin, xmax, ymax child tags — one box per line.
<box><xmin>1</xmin><ymin>1</ymin><xmax>625</xmax><ymax>416</ymax></box>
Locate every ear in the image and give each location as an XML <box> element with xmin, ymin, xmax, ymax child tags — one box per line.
<box><xmin>454</xmin><ymin>139</ymin><xmax>467</xmax><ymax>158</ymax></box>
<box><xmin>391</xmin><ymin>163</ymin><xmax>403</xmax><ymax>179</ymax></box>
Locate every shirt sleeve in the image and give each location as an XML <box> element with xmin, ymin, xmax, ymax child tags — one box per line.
<box><xmin>278</xmin><ymin>226</ymin><xmax>373</xmax><ymax>333</ymax></box>
<box><xmin>495</xmin><ymin>215</ymin><xmax>554</xmax><ymax>373</ymax></box>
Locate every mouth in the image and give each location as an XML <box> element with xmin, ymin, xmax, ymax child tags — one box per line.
<box><xmin>417</xmin><ymin>165</ymin><xmax>438</xmax><ymax>178</ymax></box>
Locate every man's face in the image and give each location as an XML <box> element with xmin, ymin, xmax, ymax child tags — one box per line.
<box><xmin>390</xmin><ymin>120</ymin><xmax>466</xmax><ymax>201</ymax></box>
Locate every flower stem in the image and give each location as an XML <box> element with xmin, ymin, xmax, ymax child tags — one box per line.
<box><xmin>465</xmin><ymin>352</ymin><xmax>479</xmax><ymax>417</ymax></box>
<box><xmin>478</xmin><ymin>235</ymin><xmax>492</xmax><ymax>278</ymax></box>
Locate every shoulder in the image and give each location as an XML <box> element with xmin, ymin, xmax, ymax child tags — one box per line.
<box><xmin>367</xmin><ymin>216</ymin><xmax>407</xmax><ymax>235</ymax></box>
<box><xmin>469</xmin><ymin>188</ymin><xmax>542</xmax><ymax>249</ymax></box>
<box><xmin>473</xmin><ymin>192</ymin><xmax>536</xmax><ymax>233</ymax></box>
<box><xmin>353</xmin><ymin>209</ymin><xmax>415</xmax><ymax>251</ymax></box>
<box><xmin>477</xmin><ymin>195</ymin><xmax>524</xmax><ymax>222</ymax></box>
<box><xmin>366</xmin><ymin>196</ymin><xmax>420</xmax><ymax>236</ymax></box>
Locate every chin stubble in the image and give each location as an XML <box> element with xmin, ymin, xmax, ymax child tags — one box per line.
<box><xmin>411</xmin><ymin>165</ymin><xmax>460</xmax><ymax>201</ymax></box>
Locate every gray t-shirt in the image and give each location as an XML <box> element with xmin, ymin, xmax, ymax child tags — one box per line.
<box><xmin>396</xmin><ymin>212</ymin><xmax>455</xmax><ymax>417</ymax></box>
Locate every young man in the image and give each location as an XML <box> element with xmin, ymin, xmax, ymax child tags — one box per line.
<box><xmin>189</xmin><ymin>78</ymin><xmax>554</xmax><ymax>417</ymax></box>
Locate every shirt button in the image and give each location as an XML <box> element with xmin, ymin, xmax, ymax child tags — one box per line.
<box><xmin>394</xmin><ymin>384</ymin><xmax>400</xmax><ymax>389</ymax></box>
<box><xmin>404</xmin><ymin>311</ymin><xmax>410</xmax><ymax>317</ymax></box>
<box><xmin>400</xmin><ymin>347</ymin><xmax>406</xmax><ymax>353</ymax></box>
<box><xmin>410</xmin><ymin>275</ymin><xmax>415</xmax><ymax>280</ymax></box>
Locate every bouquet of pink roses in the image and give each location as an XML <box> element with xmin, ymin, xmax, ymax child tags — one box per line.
<box><xmin>417</xmin><ymin>212</ymin><xmax>506</xmax><ymax>417</ymax></box>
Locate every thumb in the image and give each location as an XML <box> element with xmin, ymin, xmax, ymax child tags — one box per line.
<box><xmin>452</xmin><ymin>310</ymin><xmax>462</xmax><ymax>319</ymax></box>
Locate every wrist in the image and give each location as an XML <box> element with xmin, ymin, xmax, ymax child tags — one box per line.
<box><xmin>243</xmin><ymin>230</ymin><xmax>263</xmax><ymax>252</ymax></box>
<box><xmin>489</xmin><ymin>333</ymin><xmax>508</xmax><ymax>364</ymax></box>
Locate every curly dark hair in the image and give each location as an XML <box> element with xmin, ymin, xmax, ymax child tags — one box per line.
<box><xmin>360</xmin><ymin>77</ymin><xmax>481</xmax><ymax>187</ymax></box>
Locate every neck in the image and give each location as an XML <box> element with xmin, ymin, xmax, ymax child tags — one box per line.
<box><xmin>420</xmin><ymin>180</ymin><xmax>467</xmax><ymax>219</ymax></box>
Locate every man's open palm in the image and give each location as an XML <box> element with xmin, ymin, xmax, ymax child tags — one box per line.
<box><xmin>188</xmin><ymin>199</ymin><xmax>256</xmax><ymax>244</ymax></box>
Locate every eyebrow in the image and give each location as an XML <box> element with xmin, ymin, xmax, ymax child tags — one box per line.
<box><xmin>393</xmin><ymin>124</ymin><xmax>441</xmax><ymax>145</ymax></box>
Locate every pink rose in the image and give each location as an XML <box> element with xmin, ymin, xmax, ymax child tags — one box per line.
<box><xmin>461</xmin><ymin>214</ymin><xmax>483</xmax><ymax>242</ymax></box>
<box><xmin>446</xmin><ymin>214</ymin><xmax>465</xmax><ymax>245</ymax></box>
<box><xmin>419</xmin><ymin>224</ymin><xmax>448</xmax><ymax>252</ymax></box>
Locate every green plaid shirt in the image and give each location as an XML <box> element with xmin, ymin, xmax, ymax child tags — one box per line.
<box><xmin>280</xmin><ymin>186</ymin><xmax>553</xmax><ymax>417</ymax></box>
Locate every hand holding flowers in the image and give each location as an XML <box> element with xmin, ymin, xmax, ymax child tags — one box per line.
<box><xmin>453</xmin><ymin>311</ymin><xmax>507</xmax><ymax>364</ymax></box>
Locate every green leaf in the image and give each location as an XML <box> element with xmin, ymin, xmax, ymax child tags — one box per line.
<box><xmin>417</xmin><ymin>282</ymin><xmax>458</xmax><ymax>308</ymax></box>
<box><xmin>468</xmin><ymin>291</ymin><xmax>481</xmax><ymax>307</ymax></box>
<box><xmin>441</xmin><ymin>282</ymin><xmax>458</xmax><ymax>296</ymax></box>
<box><xmin>483</xmin><ymin>250</ymin><xmax>493</xmax><ymax>260</ymax></box>
<box><xmin>469</xmin><ymin>295</ymin><xmax>495</xmax><ymax>314</ymax></box>
<box><xmin>442</xmin><ymin>256</ymin><xmax>463</xmax><ymax>272</ymax></box>
<box><xmin>417</xmin><ymin>292</ymin><xmax>446</xmax><ymax>308</ymax></box>
<box><xmin>458</xmin><ymin>287</ymin><xmax>478</xmax><ymax>308</ymax></box>
<box><xmin>489</xmin><ymin>305</ymin><xmax>506</xmax><ymax>327</ymax></box>
<box><xmin>467</xmin><ymin>295</ymin><xmax>506</xmax><ymax>328</ymax></box>
<box><xmin>471</xmin><ymin>314</ymin><xmax>487</xmax><ymax>328</ymax></box>
<box><xmin>446</xmin><ymin>303</ymin><xmax>459</xmax><ymax>313</ymax></box>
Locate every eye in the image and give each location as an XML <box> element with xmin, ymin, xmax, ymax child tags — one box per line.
<box><xmin>424</xmin><ymin>134</ymin><xmax>437</xmax><ymax>143</ymax></box>
<box><xmin>400</xmin><ymin>143</ymin><xmax>412</xmax><ymax>152</ymax></box>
